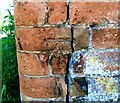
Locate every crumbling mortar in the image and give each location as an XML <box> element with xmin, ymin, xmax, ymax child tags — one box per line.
<box><xmin>17</xmin><ymin>50</ymin><xmax>70</xmax><ymax>55</ymax></box>
<box><xmin>20</xmin><ymin>92</ymin><xmax>66</xmax><ymax>102</ymax></box>
<box><xmin>19</xmin><ymin>72</ymin><xmax>66</xmax><ymax>79</ymax></box>
<box><xmin>88</xmin><ymin>27</ymin><xmax>93</xmax><ymax>50</ymax></box>
<box><xmin>34</xmin><ymin>54</ymin><xmax>41</xmax><ymax>62</ymax></box>
<box><xmin>44</xmin><ymin>0</ymin><xmax>49</xmax><ymax>24</ymax></box>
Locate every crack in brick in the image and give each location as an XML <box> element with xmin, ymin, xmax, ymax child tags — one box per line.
<box><xmin>55</xmin><ymin>80</ymin><xmax>63</xmax><ymax>96</ymax></box>
<box><xmin>66</xmin><ymin>53</ymin><xmax>71</xmax><ymax>103</ymax></box>
<box><xmin>67</xmin><ymin>1</ymin><xmax>70</xmax><ymax>23</ymax></box>
<box><xmin>15</xmin><ymin>1</ymin><xmax>120</xmax><ymax>102</ymax></box>
<box><xmin>17</xmin><ymin>38</ymin><xmax>23</xmax><ymax>50</ymax></box>
<box><xmin>18</xmin><ymin>41</ymin><xmax>23</xmax><ymax>50</ymax></box>
<box><xmin>71</xmin><ymin>27</ymin><xmax>74</xmax><ymax>53</ymax></box>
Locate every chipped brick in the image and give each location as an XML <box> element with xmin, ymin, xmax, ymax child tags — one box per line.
<box><xmin>16</xmin><ymin>27</ymin><xmax>71</xmax><ymax>51</ymax></box>
<box><xmin>17</xmin><ymin>52</ymin><xmax>49</xmax><ymax>76</ymax></box>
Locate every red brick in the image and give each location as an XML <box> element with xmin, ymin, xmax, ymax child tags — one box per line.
<box><xmin>14</xmin><ymin>2</ymin><xmax>45</xmax><ymax>26</ymax></box>
<box><xmin>50</xmin><ymin>51</ymin><xmax>68</xmax><ymax>75</ymax></box>
<box><xmin>73</xmin><ymin>27</ymin><xmax>89</xmax><ymax>51</ymax></box>
<box><xmin>19</xmin><ymin>74</ymin><xmax>67</xmax><ymax>98</ymax></box>
<box><xmin>48</xmin><ymin>1</ymin><xmax>67</xmax><ymax>24</ymax></box>
<box><xmin>16</xmin><ymin>27</ymin><xmax>71</xmax><ymax>51</ymax></box>
<box><xmin>92</xmin><ymin>28</ymin><xmax>119</xmax><ymax>49</ymax></box>
<box><xmin>119</xmin><ymin>2</ymin><xmax>120</xmax><ymax>25</ymax></box>
<box><xmin>70</xmin><ymin>2</ymin><xmax>118</xmax><ymax>25</ymax></box>
<box><xmin>17</xmin><ymin>52</ymin><xmax>49</xmax><ymax>76</ymax></box>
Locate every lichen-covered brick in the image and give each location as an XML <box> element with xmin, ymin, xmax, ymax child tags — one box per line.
<box><xmin>92</xmin><ymin>28</ymin><xmax>119</xmax><ymax>49</ymax></box>
<box><xmin>87</xmin><ymin>76</ymin><xmax>119</xmax><ymax>101</ymax></box>
<box><xmin>19</xmin><ymin>74</ymin><xmax>67</xmax><ymax>98</ymax></box>
<box><xmin>14</xmin><ymin>1</ymin><xmax>45</xmax><ymax>26</ymax></box>
<box><xmin>84</xmin><ymin>51</ymin><xmax>119</xmax><ymax>75</ymax></box>
<box><xmin>70</xmin><ymin>2</ymin><xmax>118</xmax><ymax>25</ymax></box>
<box><xmin>48</xmin><ymin>1</ymin><xmax>67</xmax><ymax>24</ymax></box>
<box><xmin>69</xmin><ymin>51</ymin><xmax>86</xmax><ymax>77</ymax></box>
<box><xmin>73</xmin><ymin>27</ymin><xmax>89</xmax><ymax>51</ymax></box>
<box><xmin>17</xmin><ymin>52</ymin><xmax>49</xmax><ymax>76</ymax></box>
<box><xmin>16</xmin><ymin>27</ymin><xmax>71</xmax><ymax>51</ymax></box>
<box><xmin>98</xmin><ymin>51</ymin><xmax>119</xmax><ymax>71</ymax></box>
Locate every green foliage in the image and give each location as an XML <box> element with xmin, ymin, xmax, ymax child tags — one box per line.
<box><xmin>2</xmin><ymin>9</ymin><xmax>15</xmax><ymax>36</ymax></box>
<box><xmin>1</xmin><ymin>9</ymin><xmax>20</xmax><ymax>103</ymax></box>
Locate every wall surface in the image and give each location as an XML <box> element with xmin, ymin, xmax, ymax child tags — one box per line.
<box><xmin>14</xmin><ymin>0</ymin><xmax>120</xmax><ymax>102</ymax></box>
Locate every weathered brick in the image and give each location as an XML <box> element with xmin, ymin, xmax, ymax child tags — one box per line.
<box><xmin>17</xmin><ymin>52</ymin><xmax>49</xmax><ymax>76</ymax></box>
<box><xmin>70</xmin><ymin>50</ymin><xmax>119</xmax><ymax>76</ymax></box>
<box><xmin>119</xmin><ymin>2</ymin><xmax>120</xmax><ymax>25</ymax></box>
<box><xmin>16</xmin><ymin>27</ymin><xmax>71</xmax><ymax>51</ymax></box>
<box><xmin>73</xmin><ymin>54</ymin><xmax>84</xmax><ymax>74</ymax></box>
<box><xmin>50</xmin><ymin>51</ymin><xmax>68</xmax><ymax>75</ymax></box>
<box><xmin>92</xmin><ymin>28</ymin><xmax>119</xmax><ymax>49</ymax></box>
<box><xmin>70</xmin><ymin>2</ymin><xmax>118</xmax><ymax>25</ymax></box>
<box><xmin>98</xmin><ymin>51</ymin><xmax>119</xmax><ymax>71</ymax></box>
<box><xmin>73</xmin><ymin>27</ymin><xmax>89</xmax><ymax>50</ymax></box>
<box><xmin>69</xmin><ymin>52</ymin><xmax>86</xmax><ymax>77</ymax></box>
<box><xmin>84</xmin><ymin>51</ymin><xmax>119</xmax><ymax>75</ymax></box>
<box><xmin>48</xmin><ymin>1</ymin><xmax>67</xmax><ymax>24</ymax></box>
<box><xmin>70</xmin><ymin>77</ymin><xmax>88</xmax><ymax>97</ymax></box>
<box><xmin>14</xmin><ymin>2</ymin><xmax>45</xmax><ymax>26</ymax></box>
<box><xmin>19</xmin><ymin>74</ymin><xmax>67</xmax><ymax>98</ymax></box>
<box><xmin>14</xmin><ymin>1</ymin><xmax>120</xmax><ymax>101</ymax></box>
<box><xmin>87</xmin><ymin>76</ymin><xmax>119</xmax><ymax>101</ymax></box>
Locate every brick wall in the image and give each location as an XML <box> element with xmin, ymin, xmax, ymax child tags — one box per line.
<box><xmin>14</xmin><ymin>0</ymin><xmax>120</xmax><ymax>102</ymax></box>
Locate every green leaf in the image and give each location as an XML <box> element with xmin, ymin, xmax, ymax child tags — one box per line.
<box><xmin>1</xmin><ymin>85</ymin><xmax>6</xmax><ymax>97</ymax></box>
<box><xmin>7</xmin><ymin>9</ymin><xmax>12</xmax><ymax>16</ymax></box>
<box><xmin>4</xmin><ymin>16</ymin><xmax>9</xmax><ymax>19</ymax></box>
